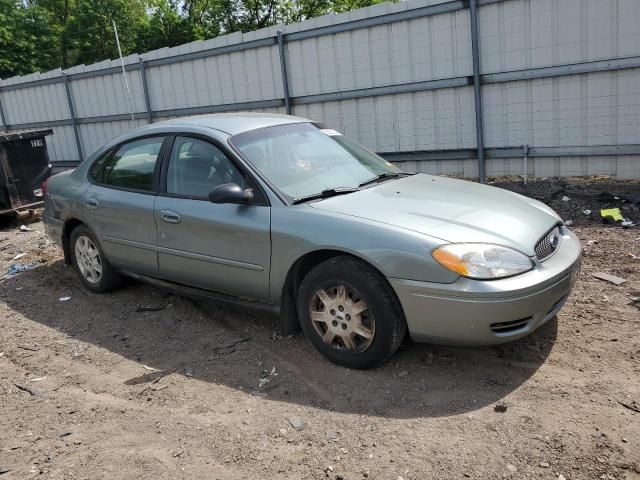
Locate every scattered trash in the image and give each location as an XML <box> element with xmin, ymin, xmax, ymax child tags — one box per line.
<box><xmin>14</xmin><ymin>382</ymin><xmax>42</xmax><ymax>397</ymax></box>
<box><xmin>142</xmin><ymin>365</ymin><xmax>158</xmax><ymax>371</ymax></box>
<box><xmin>592</xmin><ymin>272</ymin><xmax>626</xmax><ymax>285</ymax></box>
<box><xmin>59</xmin><ymin>432</ymin><xmax>72</xmax><ymax>438</ymax></box>
<box><xmin>184</xmin><ymin>366</ymin><xmax>194</xmax><ymax>377</ymax></box>
<box><xmin>398</xmin><ymin>370</ymin><xmax>409</xmax><ymax>377</ymax></box>
<box><xmin>258</xmin><ymin>377</ymin><xmax>270</xmax><ymax>389</ymax></box>
<box><xmin>17</xmin><ymin>345</ymin><xmax>39</xmax><ymax>352</ymax></box>
<box><xmin>583</xmin><ymin>210</ymin><xmax>592</xmax><ymax>215</ymax></box>
<box><xmin>213</xmin><ymin>337</ymin><xmax>250</xmax><ymax>354</ymax></box>
<box><xmin>564</xmin><ymin>219</ymin><xmax>573</xmax><ymax>226</ymax></box>
<box><xmin>621</xmin><ymin>220</ymin><xmax>636</xmax><ymax>228</ymax></box>
<box><xmin>30</xmin><ymin>376</ymin><xmax>47</xmax><ymax>382</ymax></box>
<box><xmin>19</xmin><ymin>225</ymin><xmax>32</xmax><ymax>232</ymax></box>
<box><xmin>59</xmin><ymin>296</ymin><xmax>72</xmax><ymax>302</ymax></box>
<box><xmin>619</xmin><ymin>400</ymin><xmax>640</xmax><ymax>413</ymax></box>
<box><xmin>562</xmin><ymin>196</ymin><xmax>570</xmax><ymax>202</ymax></box>
<box><xmin>7</xmin><ymin>262</ymin><xmax>36</xmax><ymax>275</ymax></box>
<box><xmin>12</xmin><ymin>252</ymin><xmax>26</xmax><ymax>260</ymax></box>
<box><xmin>600</xmin><ymin>208</ymin><xmax>624</xmax><ymax>223</ymax></box>
<box><xmin>326</xmin><ymin>430</ymin><xmax>339</xmax><ymax>440</ymax></box>
<box><xmin>287</xmin><ymin>416</ymin><xmax>306</xmax><ymax>431</ymax></box>
<box><xmin>494</xmin><ymin>403</ymin><xmax>508</xmax><ymax>413</ymax></box>
<box><xmin>136</xmin><ymin>305</ymin><xmax>167</xmax><ymax>312</ymax></box>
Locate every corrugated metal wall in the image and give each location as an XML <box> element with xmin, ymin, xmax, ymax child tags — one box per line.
<box><xmin>0</xmin><ymin>0</ymin><xmax>639</xmax><ymax>178</ymax></box>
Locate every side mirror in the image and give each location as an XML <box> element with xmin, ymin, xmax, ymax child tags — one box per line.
<box><xmin>208</xmin><ymin>183</ymin><xmax>254</xmax><ymax>204</ymax></box>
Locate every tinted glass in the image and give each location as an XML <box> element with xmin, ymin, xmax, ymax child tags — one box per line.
<box><xmin>89</xmin><ymin>150</ymin><xmax>111</xmax><ymax>180</ymax></box>
<box><xmin>230</xmin><ymin>123</ymin><xmax>400</xmax><ymax>199</ymax></box>
<box><xmin>166</xmin><ymin>137</ymin><xmax>244</xmax><ymax>197</ymax></box>
<box><xmin>102</xmin><ymin>137</ymin><xmax>164</xmax><ymax>191</ymax></box>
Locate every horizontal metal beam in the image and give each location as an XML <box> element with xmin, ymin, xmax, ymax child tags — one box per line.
<box><xmin>150</xmin><ymin>99</ymin><xmax>285</xmax><ymax>118</ymax></box>
<box><xmin>77</xmin><ymin>112</ymin><xmax>148</xmax><ymax>124</ymax></box>
<box><xmin>482</xmin><ymin>56</ymin><xmax>640</xmax><ymax>84</ymax></box>
<box><xmin>381</xmin><ymin>144</ymin><xmax>640</xmax><ymax>162</ymax></box>
<box><xmin>286</xmin><ymin>0</ymin><xmax>465</xmax><ymax>42</ymax></box>
<box><xmin>293</xmin><ymin>77</ymin><xmax>471</xmax><ymax>105</ymax></box>
<box><xmin>6</xmin><ymin>118</ymin><xmax>72</xmax><ymax>129</ymax></box>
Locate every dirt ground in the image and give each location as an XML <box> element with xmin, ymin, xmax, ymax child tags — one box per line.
<box><xmin>0</xmin><ymin>177</ymin><xmax>639</xmax><ymax>479</ymax></box>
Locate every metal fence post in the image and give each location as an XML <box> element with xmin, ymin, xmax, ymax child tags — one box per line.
<box><xmin>64</xmin><ymin>74</ymin><xmax>84</xmax><ymax>161</ymax></box>
<box><xmin>0</xmin><ymin>89</ymin><xmax>7</xmax><ymax>131</ymax></box>
<box><xmin>139</xmin><ymin>57</ymin><xmax>153</xmax><ymax>124</ymax></box>
<box><xmin>469</xmin><ymin>0</ymin><xmax>486</xmax><ymax>183</ymax></box>
<box><xmin>277</xmin><ymin>31</ymin><xmax>292</xmax><ymax>115</ymax></box>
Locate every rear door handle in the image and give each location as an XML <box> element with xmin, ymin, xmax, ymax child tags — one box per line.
<box><xmin>86</xmin><ymin>198</ymin><xmax>99</xmax><ymax>209</ymax></box>
<box><xmin>160</xmin><ymin>209</ymin><xmax>181</xmax><ymax>224</ymax></box>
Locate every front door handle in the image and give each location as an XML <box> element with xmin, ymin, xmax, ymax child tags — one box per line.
<box><xmin>85</xmin><ymin>198</ymin><xmax>99</xmax><ymax>209</ymax></box>
<box><xmin>160</xmin><ymin>209</ymin><xmax>181</xmax><ymax>224</ymax></box>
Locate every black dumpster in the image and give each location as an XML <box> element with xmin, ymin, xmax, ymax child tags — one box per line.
<box><xmin>0</xmin><ymin>129</ymin><xmax>53</xmax><ymax>215</ymax></box>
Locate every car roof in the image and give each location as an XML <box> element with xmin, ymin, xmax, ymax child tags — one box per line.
<box><xmin>148</xmin><ymin>113</ymin><xmax>311</xmax><ymax>136</ymax></box>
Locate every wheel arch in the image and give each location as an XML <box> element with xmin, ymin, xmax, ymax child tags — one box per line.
<box><xmin>62</xmin><ymin>218</ymin><xmax>85</xmax><ymax>265</ymax></box>
<box><xmin>279</xmin><ymin>248</ymin><xmax>405</xmax><ymax>336</ymax></box>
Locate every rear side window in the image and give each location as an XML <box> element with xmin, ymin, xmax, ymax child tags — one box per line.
<box><xmin>101</xmin><ymin>137</ymin><xmax>164</xmax><ymax>191</ymax></box>
<box><xmin>89</xmin><ymin>150</ymin><xmax>112</xmax><ymax>181</ymax></box>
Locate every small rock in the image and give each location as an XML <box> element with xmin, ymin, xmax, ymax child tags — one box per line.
<box><xmin>278</xmin><ymin>428</ymin><xmax>287</xmax><ymax>436</ymax></box>
<box><xmin>494</xmin><ymin>403</ymin><xmax>508</xmax><ymax>413</ymax></box>
<box><xmin>288</xmin><ymin>416</ymin><xmax>306</xmax><ymax>431</ymax></box>
<box><xmin>562</xmin><ymin>196</ymin><xmax>570</xmax><ymax>201</ymax></box>
<box><xmin>506</xmin><ymin>463</ymin><xmax>517</xmax><ymax>472</ymax></box>
<box><xmin>622</xmin><ymin>437</ymin><xmax>628</xmax><ymax>443</ymax></box>
<box><xmin>326</xmin><ymin>430</ymin><xmax>338</xmax><ymax>440</ymax></box>
<box><xmin>184</xmin><ymin>367</ymin><xmax>194</xmax><ymax>377</ymax></box>
<box><xmin>558</xmin><ymin>475</ymin><xmax>566</xmax><ymax>480</ymax></box>
<box><xmin>398</xmin><ymin>371</ymin><xmax>409</xmax><ymax>377</ymax></box>
<box><xmin>540</xmin><ymin>461</ymin><xmax>550</xmax><ymax>468</ymax></box>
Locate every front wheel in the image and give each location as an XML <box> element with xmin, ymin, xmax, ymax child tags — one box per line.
<box><xmin>70</xmin><ymin>225</ymin><xmax>124</xmax><ymax>293</ymax></box>
<box><xmin>297</xmin><ymin>256</ymin><xmax>406</xmax><ymax>369</ymax></box>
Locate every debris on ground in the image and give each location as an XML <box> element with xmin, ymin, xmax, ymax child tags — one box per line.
<box><xmin>213</xmin><ymin>337</ymin><xmax>250</xmax><ymax>354</ymax></box>
<box><xmin>12</xmin><ymin>253</ymin><xmax>25</xmax><ymax>260</ymax></box>
<box><xmin>14</xmin><ymin>382</ymin><xmax>42</xmax><ymax>397</ymax></box>
<box><xmin>287</xmin><ymin>416</ymin><xmax>306</xmax><ymax>431</ymax></box>
<box><xmin>59</xmin><ymin>296</ymin><xmax>72</xmax><ymax>302</ymax></box>
<box><xmin>619</xmin><ymin>400</ymin><xmax>640</xmax><ymax>413</ymax></box>
<box><xmin>135</xmin><ymin>305</ymin><xmax>167</xmax><ymax>312</ymax></box>
<box><xmin>600</xmin><ymin>208</ymin><xmax>624</xmax><ymax>222</ymax></box>
<box><xmin>18</xmin><ymin>225</ymin><xmax>32</xmax><ymax>232</ymax></box>
<box><xmin>592</xmin><ymin>272</ymin><xmax>626</xmax><ymax>285</ymax></box>
<box><xmin>184</xmin><ymin>366</ymin><xmax>194</xmax><ymax>377</ymax></box>
<box><xmin>7</xmin><ymin>262</ymin><xmax>36</xmax><ymax>275</ymax></box>
<box><xmin>494</xmin><ymin>403</ymin><xmax>508</xmax><ymax>413</ymax></box>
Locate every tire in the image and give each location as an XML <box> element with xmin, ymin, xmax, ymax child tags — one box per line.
<box><xmin>297</xmin><ymin>256</ymin><xmax>406</xmax><ymax>369</ymax></box>
<box><xmin>69</xmin><ymin>225</ymin><xmax>124</xmax><ymax>293</ymax></box>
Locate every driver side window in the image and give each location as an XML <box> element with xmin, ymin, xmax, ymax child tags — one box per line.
<box><xmin>166</xmin><ymin>137</ymin><xmax>244</xmax><ymax>198</ymax></box>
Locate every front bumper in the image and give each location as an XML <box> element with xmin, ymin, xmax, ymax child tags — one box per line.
<box><xmin>390</xmin><ymin>228</ymin><xmax>581</xmax><ymax>345</ymax></box>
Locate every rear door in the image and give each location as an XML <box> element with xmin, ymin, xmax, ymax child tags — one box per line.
<box><xmin>85</xmin><ymin>136</ymin><xmax>167</xmax><ymax>276</ymax></box>
<box><xmin>154</xmin><ymin>135</ymin><xmax>271</xmax><ymax>301</ymax></box>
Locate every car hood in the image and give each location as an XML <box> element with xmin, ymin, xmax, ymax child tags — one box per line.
<box><xmin>309</xmin><ymin>174</ymin><xmax>562</xmax><ymax>256</ymax></box>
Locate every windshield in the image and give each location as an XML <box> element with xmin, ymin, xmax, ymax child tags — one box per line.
<box><xmin>230</xmin><ymin>123</ymin><xmax>401</xmax><ymax>200</ymax></box>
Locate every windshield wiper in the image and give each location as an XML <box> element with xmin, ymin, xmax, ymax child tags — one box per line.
<box><xmin>358</xmin><ymin>172</ymin><xmax>406</xmax><ymax>188</ymax></box>
<box><xmin>292</xmin><ymin>187</ymin><xmax>360</xmax><ymax>205</ymax></box>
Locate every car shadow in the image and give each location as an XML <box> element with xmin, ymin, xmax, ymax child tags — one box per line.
<box><xmin>2</xmin><ymin>260</ymin><xmax>557</xmax><ymax>419</ymax></box>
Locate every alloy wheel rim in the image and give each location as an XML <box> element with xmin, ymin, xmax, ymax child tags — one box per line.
<box><xmin>74</xmin><ymin>235</ymin><xmax>102</xmax><ymax>284</ymax></box>
<box><xmin>309</xmin><ymin>283</ymin><xmax>375</xmax><ymax>353</ymax></box>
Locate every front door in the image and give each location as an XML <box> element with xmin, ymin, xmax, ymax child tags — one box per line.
<box><xmin>154</xmin><ymin>136</ymin><xmax>271</xmax><ymax>301</ymax></box>
<box><xmin>85</xmin><ymin>136</ymin><xmax>166</xmax><ymax>276</ymax></box>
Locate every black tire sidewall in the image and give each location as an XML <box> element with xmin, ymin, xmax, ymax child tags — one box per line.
<box><xmin>297</xmin><ymin>257</ymin><xmax>402</xmax><ymax>369</ymax></box>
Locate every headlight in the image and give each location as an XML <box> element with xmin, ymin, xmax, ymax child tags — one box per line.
<box><xmin>432</xmin><ymin>243</ymin><xmax>533</xmax><ymax>279</ymax></box>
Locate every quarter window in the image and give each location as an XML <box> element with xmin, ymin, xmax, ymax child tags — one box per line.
<box><xmin>101</xmin><ymin>137</ymin><xmax>164</xmax><ymax>191</ymax></box>
<box><xmin>166</xmin><ymin>137</ymin><xmax>245</xmax><ymax>198</ymax></box>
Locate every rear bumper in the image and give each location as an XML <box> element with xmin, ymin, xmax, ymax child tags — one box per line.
<box><xmin>390</xmin><ymin>228</ymin><xmax>581</xmax><ymax>345</ymax></box>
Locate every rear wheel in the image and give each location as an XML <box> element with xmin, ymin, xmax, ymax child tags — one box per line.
<box><xmin>70</xmin><ymin>225</ymin><xmax>124</xmax><ymax>292</ymax></box>
<box><xmin>297</xmin><ymin>256</ymin><xmax>406</xmax><ymax>369</ymax></box>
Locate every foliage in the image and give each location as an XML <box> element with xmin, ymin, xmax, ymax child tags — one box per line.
<box><xmin>0</xmin><ymin>0</ymin><xmax>389</xmax><ymax>79</ymax></box>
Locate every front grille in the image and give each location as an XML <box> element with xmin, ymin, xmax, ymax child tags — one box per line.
<box><xmin>490</xmin><ymin>317</ymin><xmax>533</xmax><ymax>334</ymax></box>
<box><xmin>535</xmin><ymin>225</ymin><xmax>561</xmax><ymax>261</ymax></box>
